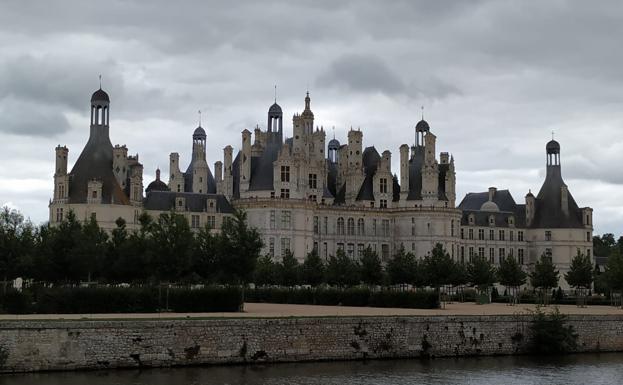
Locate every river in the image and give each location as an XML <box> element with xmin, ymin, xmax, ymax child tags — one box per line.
<box><xmin>1</xmin><ymin>353</ymin><xmax>622</xmax><ymax>385</ymax></box>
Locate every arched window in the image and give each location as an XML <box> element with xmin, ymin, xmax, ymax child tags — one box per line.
<box><xmin>337</xmin><ymin>217</ymin><xmax>345</xmax><ymax>235</ymax></box>
<box><xmin>357</xmin><ymin>218</ymin><xmax>365</xmax><ymax>235</ymax></box>
<box><xmin>347</xmin><ymin>218</ymin><xmax>355</xmax><ymax>235</ymax></box>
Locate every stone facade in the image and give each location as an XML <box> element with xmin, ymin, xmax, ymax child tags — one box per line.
<box><xmin>49</xmin><ymin>87</ymin><xmax>593</xmax><ymax>288</ymax></box>
<box><xmin>0</xmin><ymin>315</ymin><xmax>622</xmax><ymax>372</ymax></box>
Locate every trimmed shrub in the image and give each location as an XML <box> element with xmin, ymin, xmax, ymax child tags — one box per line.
<box><xmin>246</xmin><ymin>287</ymin><xmax>439</xmax><ymax>309</ymax></box>
<box><xmin>0</xmin><ymin>286</ymin><xmax>243</xmax><ymax>314</ymax></box>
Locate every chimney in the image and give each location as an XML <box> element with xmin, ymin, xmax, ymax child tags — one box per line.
<box><xmin>561</xmin><ymin>185</ymin><xmax>569</xmax><ymax>215</ymax></box>
<box><xmin>488</xmin><ymin>187</ymin><xmax>497</xmax><ymax>202</ymax></box>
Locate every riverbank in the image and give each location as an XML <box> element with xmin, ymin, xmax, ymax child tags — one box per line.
<box><xmin>0</xmin><ymin>305</ymin><xmax>622</xmax><ymax>373</ymax></box>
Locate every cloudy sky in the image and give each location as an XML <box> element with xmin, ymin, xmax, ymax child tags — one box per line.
<box><xmin>1</xmin><ymin>0</ymin><xmax>622</xmax><ymax>235</ymax></box>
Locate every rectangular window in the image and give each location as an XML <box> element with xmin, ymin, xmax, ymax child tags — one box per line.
<box><xmin>499</xmin><ymin>230</ymin><xmax>505</xmax><ymax>241</ymax></box>
<box><xmin>489</xmin><ymin>229</ymin><xmax>495</xmax><ymax>241</ymax></box>
<box><xmin>478</xmin><ymin>247</ymin><xmax>485</xmax><ymax>258</ymax></box>
<box><xmin>518</xmin><ymin>231</ymin><xmax>524</xmax><ymax>242</ymax></box>
<box><xmin>469</xmin><ymin>247</ymin><xmax>474</xmax><ymax>261</ymax></box>
<box><xmin>518</xmin><ymin>248</ymin><xmax>524</xmax><ymax>265</ymax></box>
<box><xmin>313</xmin><ymin>216</ymin><xmax>319</xmax><ymax>234</ymax></box>
<box><xmin>337</xmin><ymin>242</ymin><xmax>344</xmax><ymax>251</ymax></box>
<box><xmin>308</xmin><ymin>173</ymin><xmax>317</xmax><ymax>189</ymax></box>
<box><xmin>281</xmin><ymin>165</ymin><xmax>290</xmax><ymax>182</ymax></box>
<box><xmin>323</xmin><ymin>217</ymin><xmax>328</xmax><ymax>235</ymax></box>
<box><xmin>499</xmin><ymin>248</ymin><xmax>505</xmax><ymax>259</ymax></box>
<box><xmin>379</xmin><ymin>178</ymin><xmax>388</xmax><ymax>193</ymax></box>
<box><xmin>269</xmin><ymin>237</ymin><xmax>275</xmax><ymax>257</ymax></box>
<box><xmin>313</xmin><ymin>242</ymin><xmax>318</xmax><ymax>253</ymax></box>
<box><xmin>347</xmin><ymin>243</ymin><xmax>354</xmax><ymax>257</ymax></box>
<box><xmin>381</xmin><ymin>244</ymin><xmax>390</xmax><ymax>260</ymax></box>
<box><xmin>509</xmin><ymin>230</ymin><xmax>514</xmax><ymax>241</ymax></box>
<box><xmin>489</xmin><ymin>247</ymin><xmax>495</xmax><ymax>261</ymax></box>
<box><xmin>545</xmin><ymin>231</ymin><xmax>552</xmax><ymax>241</ymax></box>
<box><xmin>281</xmin><ymin>211</ymin><xmax>291</xmax><ymax>229</ymax></box>
<box><xmin>382</xmin><ymin>219</ymin><xmax>390</xmax><ymax>237</ymax></box>
<box><xmin>280</xmin><ymin>238</ymin><xmax>290</xmax><ymax>257</ymax></box>
<box><xmin>411</xmin><ymin>218</ymin><xmax>416</xmax><ymax>236</ymax></box>
<box><xmin>347</xmin><ymin>218</ymin><xmax>355</xmax><ymax>235</ymax></box>
<box><xmin>460</xmin><ymin>246</ymin><xmax>465</xmax><ymax>263</ymax></box>
<box><xmin>191</xmin><ymin>215</ymin><xmax>200</xmax><ymax>229</ymax></box>
<box><xmin>478</xmin><ymin>229</ymin><xmax>484</xmax><ymax>240</ymax></box>
<box><xmin>280</xmin><ymin>189</ymin><xmax>290</xmax><ymax>199</ymax></box>
<box><xmin>587</xmin><ymin>232</ymin><xmax>591</xmax><ymax>242</ymax></box>
<box><xmin>461</xmin><ymin>228</ymin><xmax>464</xmax><ymax>239</ymax></box>
<box><xmin>207</xmin><ymin>216</ymin><xmax>215</xmax><ymax>229</ymax></box>
<box><xmin>357</xmin><ymin>243</ymin><xmax>364</xmax><ymax>256</ymax></box>
<box><xmin>373</xmin><ymin>219</ymin><xmax>377</xmax><ymax>236</ymax></box>
<box><xmin>380</xmin><ymin>199</ymin><xmax>387</xmax><ymax>208</ymax></box>
<box><xmin>468</xmin><ymin>229</ymin><xmax>474</xmax><ymax>240</ymax></box>
<box><xmin>270</xmin><ymin>210</ymin><xmax>276</xmax><ymax>229</ymax></box>
<box><xmin>323</xmin><ymin>242</ymin><xmax>328</xmax><ymax>258</ymax></box>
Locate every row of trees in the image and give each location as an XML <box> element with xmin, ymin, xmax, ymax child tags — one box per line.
<box><xmin>0</xmin><ymin>206</ymin><xmax>263</xmax><ymax>284</ymax></box>
<box><xmin>0</xmin><ymin>205</ymin><xmax>620</xmax><ymax>296</ymax></box>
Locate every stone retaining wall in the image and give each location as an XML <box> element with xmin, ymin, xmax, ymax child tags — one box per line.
<box><xmin>0</xmin><ymin>314</ymin><xmax>622</xmax><ymax>372</ymax></box>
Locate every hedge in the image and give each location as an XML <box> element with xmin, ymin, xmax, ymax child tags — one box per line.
<box><xmin>0</xmin><ymin>286</ymin><xmax>243</xmax><ymax>314</ymax></box>
<box><xmin>246</xmin><ymin>287</ymin><xmax>439</xmax><ymax>309</ymax></box>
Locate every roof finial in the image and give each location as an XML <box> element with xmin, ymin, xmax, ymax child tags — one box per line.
<box><xmin>274</xmin><ymin>84</ymin><xmax>277</xmax><ymax>103</ymax></box>
<box><xmin>99</xmin><ymin>74</ymin><xmax>102</xmax><ymax>90</ymax></box>
<box><xmin>198</xmin><ymin>110</ymin><xmax>202</xmax><ymax>127</ymax></box>
<box><xmin>552</xmin><ymin>130</ymin><xmax>555</xmax><ymax>140</ymax></box>
<box><xmin>421</xmin><ymin>105</ymin><xmax>424</xmax><ymax>120</ymax></box>
<box><xmin>332</xmin><ymin>126</ymin><xmax>335</xmax><ymax>140</ymax></box>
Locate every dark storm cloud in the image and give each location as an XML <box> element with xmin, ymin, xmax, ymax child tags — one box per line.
<box><xmin>0</xmin><ymin>0</ymin><xmax>622</xmax><ymax>233</ymax></box>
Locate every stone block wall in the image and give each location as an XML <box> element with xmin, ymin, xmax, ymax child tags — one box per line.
<box><xmin>0</xmin><ymin>314</ymin><xmax>621</xmax><ymax>373</ymax></box>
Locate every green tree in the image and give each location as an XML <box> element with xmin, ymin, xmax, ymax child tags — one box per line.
<box><xmin>530</xmin><ymin>253</ymin><xmax>560</xmax><ymax>304</ymax></box>
<box><xmin>301</xmin><ymin>251</ymin><xmax>325</xmax><ymax>286</ymax></box>
<box><xmin>423</xmin><ymin>243</ymin><xmax>455</xmax><ymax>290</ymax></box>
<box><xmin>359</xmin><ymin>246</ymin><xmax>383</xmax><ymax>286</ymax></box>
<box><xmin>497</xmin><ymin>255</ymin><xmax>527</xmax><ymax>304</ymax></box>
<box><xmin>193</xmin><ymin>223</ymin><xmax>220</xmax><ymax>283</ymax></box>
<box><xmin>467</xmin><ymin>255</ymin><xmax>497</xmax><ymax>294</ymax></box>
<box><xmin>386</xmin><ymin>246</ymin><xmax>417</xmax><ymax>286</ymax></box>
<box><xmin>0</xmin><ymin>207</ymin><xmax>36</xmax><ymax>287</ymax></box>
<box><xmin>278</xmin><ymin>250</ymin><xmax>300</xmax><ymax>286</ymax></box>
<box><xmin>216</xmin><ymin>209</ymin><xmax>263</xmax><ymax>284</ymax></box>
<box><xmin>149</xmin><ymin>211</ymin><xmax>194</xmax><ymax>282</ymax></box>
<box><xmin>253</xmin><ymin>254</ymin><xmax>279</xmax><ymax>286</ymax></box>
<box><xmin>564</xmin><ymin>251</ymin><xmax>593</xmax><ymax>290</ymax></box>
<box><xmin>75</xmin><ymin>214</ymin><xmax>108</xmax><ymax>282</ymax></box>
<box><xmin>325</xmin><ymin>249</ymin><xmax>359</xmax><ymax>287</ymax></box>
<box><xmin>604</xmin><ymin>250</ymin><xmax>623</xmax><ymax>293</ymax></box>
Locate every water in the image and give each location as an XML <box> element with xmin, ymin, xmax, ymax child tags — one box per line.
<box><xmin>2</xmin><ymin>354</ymin><xmax>623</xmax><ymax>385</ymax></box>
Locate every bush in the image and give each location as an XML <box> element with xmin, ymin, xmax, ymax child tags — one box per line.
<box><xmin>246</xmin><ymin>287</ymin><xmax>439</xmax><ymax>309</ymax></box>
<box><xmin>0</xmin><ymin>286</ymin><xmax>243</xmax><ymax>314</ymax></box>
<box><xmin>528</xmin><ymin>307</ymin><xmax>578</xmax><ymax>354</ymax></box>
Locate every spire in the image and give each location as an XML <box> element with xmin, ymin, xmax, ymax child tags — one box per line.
<box><xmin>421</xmin><ymin>105</ymin><xmax>424</xmax><ymax>120</ymax></box>
<box><xmin>99</xmin><ymin>74</ymin><xmax>102</xmax><ymax>90</ymax></box>
<box><xmin>274</xmin><ymin>84</ymin><xmax>277</xmax><ymax>103</ymax></box>
<box><xmin>198</xmin><ymin>109</ymin><xmax>202</xmax><ymax>127</ymax></box>
<box><xmin>156</xmin><ymin>168</ymin><xmax>161</xmax><ymax>181</ymax></box>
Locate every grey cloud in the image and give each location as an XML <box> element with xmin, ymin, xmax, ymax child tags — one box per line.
<box><xmin>0</xmin><ymin>97</ymin><xmax>70</xmax><ymax>137</ymax></box>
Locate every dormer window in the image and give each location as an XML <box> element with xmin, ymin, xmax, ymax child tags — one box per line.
<box><xmin>489</xmin><ymin>215</ymin><xmax>495</xmax><ymax>226</ymax></box>
<box><xmin>468</xmin><ymin>214</ymin><xmax>475</xmax><ymax>224</ymax></box>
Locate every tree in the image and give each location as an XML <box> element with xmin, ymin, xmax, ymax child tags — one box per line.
<box><xmin>386</xmin><ymin>246</ymin><xmax>417</xmax><ymax>286</ymax></box>
<box><xmin>216</xmin><ymin>209</ymin><xmax>263</xmax><ymax>284</ymax></box>
<box><xmin>278</xmin><ymin>250</ymin><xmax>300</xmax><ymax>286</ymax></box>
<box><xmin>497</xmin><ymin>255</ymin><xmax>527</xmax><ymax>304</ymax></box>
<box><xmin>74</xmin><ymin>214</ymin><xmax>108</xmax><ymax>282</ymax></box>
<box><xmin>423</xmin><ymin>244</ymin><xmax>455</xmax><ymax>290</ymax></box>
<box><xmin>325</xmin><ymin>249</ymin><xmax>359</xmax><ymax>287</ymax></box>
<box><xmin>467</xmin><ymin>255</ymin><xmax>497</xmax><ymax>295</ymax></box>
<box><xmin>530</xmin><ymin>253</ymin><xmax>560</xmax><ymax>305</ymax></box>
<box><xmin>0</xmin><ymin>207</ymin><xmax>36</xmax><ymax>286</ymax></box>
<box><xmin>359</xmin><ymin>246</ymin><xmax>383</xmax><ymax>286</ymax></box>
<box><xmin>193</xmin><ymin>223</ymin><xmax>220</xmax><ymax>283</ymax></box>
<box><xmin>564</xmin><ymin>251</ymin><xmax>593</xmax><ymax>291</ymax></box>
<box><xmin>301</xmin><ymin>251</ymin><xmax>325</xmax><ymax>286</ymax></box>
<box><xmin>604</xmin><ymin>250</ymin><xmax>623</xmax><ymax>294</ymax></box>
<box><xmin>149</xmin><ymin>211</ymin><xmax>194</xmax><ymax>282</ymax></box>
<box><xmin>253</xmin><ymin>254</ymin><xmax>279</xmax><ymax>286</ymax></box>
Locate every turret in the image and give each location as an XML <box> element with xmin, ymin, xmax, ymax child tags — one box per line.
<box><xmin>89</xmin><ymin>88</ymin><xmax>110</xmax><ymax>140</ymax></box>
<box><xmin>221</xmin><ymin>145</ymin><xmax>234</xmax><ymax>199</ymax></box>
<box><xmin>112</xmin><ymin>145</ymin><xmax>128</xmax><ymax>189</ymax></box>
<box><xmin>54</xmin><ymin>145</ymin><xmax>69</xmax><ymax>202</ymax></box>
<box><xmin>169</xmin><ymin>152</ymin><xmax>184</xmax><ymax>193</ymax></box>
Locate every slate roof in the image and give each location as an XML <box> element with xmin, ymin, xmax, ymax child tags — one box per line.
<box><xmin>458</xmin><ymin>189</ymin><xmax>527</xmax><ymax>228</ymax></box>
<box><xmin>146</xmin><ymin>179</ymin><xmax>169</xmax><ymax>193</ymax></box>
<box><xmin>68</xmin><ymin>128</ymin><xmax>129</xmax><ymax>205</ymax></box>
<box><xmin>143</xmin><ymin>191</ymin><xmax>234</xmax><ymax>213</ymax></box>
<box><xmin>184</xmin><ymin>161</ymin><xmax>217</xmax><ymax>194</ymax></box>
<box><xmin>458</xmin><ymin>189</ymin><xmax>518</xmax><ymax>212</ymax></box>
<box><xmin>91</xmin><ymin>89</ymin><xmax>109</xmax><ymax>102</ymax></box>
<box><xmin>249</xmin><ymin>141</ymin><xmax>281</xmax><ymax>191</ymax></box>
<box><xmin>355</xmin><ymin>146</ymin><xmax>380</xmax><ymax>201</ymax></box>
<box><xmin>407</xmin><ymin>147</ymin><xmax>424</xmax><ymax>200</ymax></box>
<box><xmin>531</xmin><ymin>165</ymin><xmax>583</xmax><ymax>228</ymax></box>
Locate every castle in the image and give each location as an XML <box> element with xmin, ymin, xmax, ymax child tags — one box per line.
<box><xmin>50</xmin><ymin>87</ymin><xmax>593</xmax><ymax>288</ymax></box>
